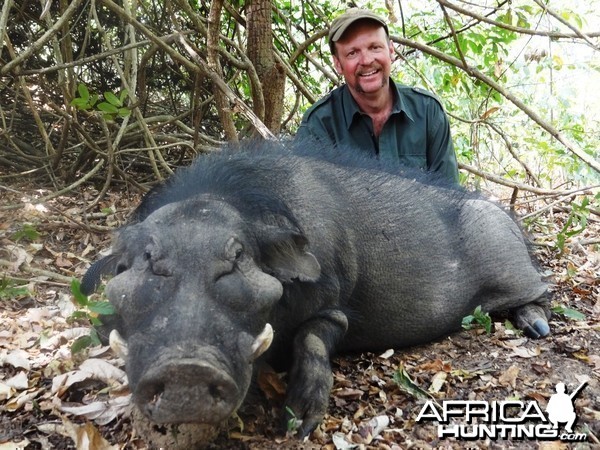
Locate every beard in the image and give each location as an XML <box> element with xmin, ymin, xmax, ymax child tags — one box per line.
<box><xmin>354</xmin><ymin>77</ymin><xmax>386</xmax><ymax>94</ymax></box>
<box><xmin>351</xmin><ymin>65</ymin><xmax>388</xmax><ymax>94</ymax></box>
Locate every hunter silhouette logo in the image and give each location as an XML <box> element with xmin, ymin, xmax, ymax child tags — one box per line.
<box><xmin>546</xmin><ymin>382</ymin><xmax>586</xmax><ymax>433</ymax></box>
<box><xmin>416</xmin><ymin>381</ymin><xmax>588</xmax><ymax>442</ymax></box>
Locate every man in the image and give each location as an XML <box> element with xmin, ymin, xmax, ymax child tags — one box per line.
<box><xmin>296</xmin><ymin>8</ymin><xmax>459</xmax><ymax>183</ymax></box>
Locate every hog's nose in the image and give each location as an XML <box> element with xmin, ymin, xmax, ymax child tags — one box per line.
<box><xmin>135</xmin><ymin>358</ymin><xmax>240</xmax><ymax>424</ymax></box>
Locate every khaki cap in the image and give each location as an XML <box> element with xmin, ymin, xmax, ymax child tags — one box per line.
<box><xmin>328</xmin><ymin>9</ymin><xmax>389</xmax><ymax>45</ymax></box>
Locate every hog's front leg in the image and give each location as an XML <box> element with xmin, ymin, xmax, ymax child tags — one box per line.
<box><xmin>284</xmin><ymin>309</ymin><xmax>348</xmax><ymax>437</ymax></box>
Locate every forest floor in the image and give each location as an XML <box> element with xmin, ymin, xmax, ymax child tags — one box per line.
<box><xmin>1</xmin><ymin>182</ymin><xmax>599</xmax><ymax>450</ymax></box>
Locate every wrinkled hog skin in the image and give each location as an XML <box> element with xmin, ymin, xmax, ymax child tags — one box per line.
<box><xmin>82</xmin><ymin>141</ymin><xmax>551</xmax><ymax>437</ymax></box>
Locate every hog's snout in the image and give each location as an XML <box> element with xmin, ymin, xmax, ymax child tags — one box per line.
<box><xmin>134</xmin><ymin>357</ymin><xmax>240</xmax><ymax>425</ymax></box>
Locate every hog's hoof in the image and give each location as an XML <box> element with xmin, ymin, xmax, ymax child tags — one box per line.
<box><xmin>528</xmin><ymin>319</ymin><xmax>550</xmax><ymax>338</ymax></box>
<box><xmin>513</xmin><ymin>303</ymin><xmax>551</xmax><ymax>339</ymax></box>
<box><xmin>131</xmin><ymin>405</ymin><xmax>219</xmax><ymax>449</ymax></box>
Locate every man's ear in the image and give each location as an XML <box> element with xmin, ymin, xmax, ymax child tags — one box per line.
<box><xmin>333</xmin><ymin>55</ymin><xmax>343</xmax><ymax>74</ymax></box>
<box><xmin>257</xmin><ymin>225</ymin><xmax>321</xmax><ymax>283</ymax></box>
<box><xmin>388</xmin><ymin>40</ymin><xmax>395</xmax><ymax>61</ymax></box>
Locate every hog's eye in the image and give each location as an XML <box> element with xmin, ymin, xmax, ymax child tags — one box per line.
<box><xmin>224</xmin><ymin>237</ymin><xmax>244</xmax><ymax>263</ymax></box>
<box><xmin>116</xmin><ymin>262</ymin><xmax>128</xmax><ymax>275</ymax></box>
<box><xmin>234</xmin><ymin>247</ymin><xmax>243</xmax><ymax>260</ymax></box>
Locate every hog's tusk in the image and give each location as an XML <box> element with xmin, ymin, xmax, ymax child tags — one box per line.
<box><xmin>109</xmin><ymin>329</ymin><xmax>129</xmax><ymax>359</ymax></box>
<box><xmin>250</xmin><ymin>323</ymin><xmax>273</xmax><ymax>361</ymax></box>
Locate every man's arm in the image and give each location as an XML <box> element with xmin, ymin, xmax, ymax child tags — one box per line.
<box><xmin>426</xmin><ymin>102</ymin><xmax>459</xmax><ymax>183</ymax></box>
<box><xmin>294</xmin><ymin>106</ymin><xmax>336</xmax><ymax>147</ymax></box>
<box><xmin>295</xmin><ymin>120</ymin><xmax>320</xmax><ymax>143</ymax></box>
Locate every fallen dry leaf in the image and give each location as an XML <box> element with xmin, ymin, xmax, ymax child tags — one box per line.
<box><xmin>5</xmin><ymin>371</ymin><xmax>29</xmax><ymax>390</ymax></box>
<box><xmin>60</xmin><ymin>394</ymin><xmax>132</xmax><ymax>425</ymax></box>
<box><xmin>587</xmin><ymin>354</ymin><xmax>600</xmax><ymax>370</ymax></box>
<box><xmin>334</xmin><ymin>388</ymin><xmax>364</xmax><ymax>399</ymax></box>
<box><xmin>0</xmin><ymin>382</ymin><xmax>14</xmax><ymax>400</ymax></box>
<box><xmin>428</xmin><ymin>371</ymin><xmax>447</xmax><ymax>393</ymax></box>
<box><xmin>331</xmin><ymin>431</ymin><xmax>357</xmax><ymax>450</ymax></box>
<box><xmin>40</xmin><ymin>327</ymin><xmax>93</xmax><ymax>350</ymax></box>
<box><xmin>415</xmin><ymin>358</ymin><xmax>451</xmax><ymax>373</ymax></box>
<box><xmin>1</xmin><ymin>349</ymin><xmax>31</xmax><ymax>370</ymax></box>
<box><xmin>52</xmin><ymin>358</ymin><xmax>127</xmax><ymax>396</ymax></box>
<box><xmin>0</xmin><ymin>440</ymin><xmax>30</xmax><ymax>450</ymax></box>
<box><xmin>379</xmin><ymin>349</ymin><xmax>394</xmax><ymax>359</ymax></box>
<box><xmin>257</xmin><ymin>365</ymin><xmax>286</xmax><ymax>404</ymax></box>
<box><xmin>498</xmin><ymin>365</ymin><xmax>520</xmax><ymax>388</ymax></box>
<box><xmin>357</xmin><ymin>415</ymin><xmax>389</xmax><ymax>444</ymax></box>
<box><xmin>62</xmin><ymin>418</ymin><xmax>119</xmax><ymax>450</ymax></box>
<box><xmin>510</xmin><ymin>346</ymin><xmax>542</xmax><ymax>358</ymax></box>
<box><xmin>4</xmin><ymin>388</ymin><xmax>43</xmax><ymax>412</ymax></box>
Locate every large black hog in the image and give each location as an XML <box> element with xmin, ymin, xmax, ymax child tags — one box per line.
<box><xmin>81</xmin><ymin>141</ymin><xmax>550</xmax><ymax>437</ymax></box>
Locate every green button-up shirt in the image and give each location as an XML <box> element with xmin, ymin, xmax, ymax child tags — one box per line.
<box><xmin>295</xmin><ymin>81</ymin><xmax>459</xmax><ymax>183</ymax></box>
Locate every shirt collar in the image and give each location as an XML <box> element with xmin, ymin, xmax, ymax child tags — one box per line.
<box><xmin>342</xmin><ymin>79</ymin><xmax>415</xmax><ymax>130</ymax></box>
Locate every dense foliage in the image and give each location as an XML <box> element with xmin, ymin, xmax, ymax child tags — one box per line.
<box><xmin>0</xmin><ymin>0</ymin><xmax>598</xmax><ymax>215</ymax></box>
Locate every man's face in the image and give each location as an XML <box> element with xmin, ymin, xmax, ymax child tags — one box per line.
<box><xmin>332</xmin><ymin>21</ymin><xmax>394</xmax><ymax>97</ymax></box>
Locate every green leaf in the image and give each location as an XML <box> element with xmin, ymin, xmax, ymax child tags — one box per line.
<box><xmin>0</xmin><ymin>278</ymin><xmax>29</xmax><ymax>300</ymax></box>
<box><xmin>71</xmin><ymin>330</ymin><xmax>102</xmax><ymax>354</ymax></box>
<box><xmin>461</xmin><ymin>314</ymin><xmax>475</xmax><ymax>329</ymax></box>
<box><xmin>103</xmin><ymin>91</ymin><xmax>122</xmax><ymax>107</ymax></box>
<box><xmin>392</xmin><ymin>364</ymin><xmax>432</xmax><ymax>401</ymax></box>
<box><xmin>70</xmin><ymin>98</ymin><xmax>89</xmax><ymax>110</ymax></box>
<box><xmin>97</xmin><ymin>102</ymin><xmax>119</xmax><ymax>114</ymax></box>
<box><xmin>285</xmin><ymin>406</ymin><xmax>299</xmax><ymax>433</ymax></box>
<box><xmin>71</xmin><ymin>335</ymin><xmax>93</xmax><ymax>353</ymax></box>
<box><xmin>12</xmin><ymin>224</ymin><xmax>40</xmax><ymax>242</ymax></box>
<box><xmin>461</xmin><ymin>305</ymin><xmax>492</xmax><ymax>334</ymax></box>
<box><xmin>71</xmin><ymin>279</ymin><xmax>88</xmax><ymax>307</ymax></box>
<box><xmin>77</xmin><ymin>83</ymin><xmax>90</xmax><ymax>102</ymax></box>
<box><xmin>89</xmin><ymin>94</ymin><xmax>99</xmax><ymax>108</ymax></box>
<box><xmin>117</xmin><ymin>107</ymin><xmax>131</xmax><ymax>118</ymax></box>
<box><xmin>552</xmin><ymin>306</ymin><xmax>586</xmax><ymax>321</ymax></box>
<box><xmin>89</xmin><ymin>316</ymin><xmax>103</xmax><ymax>327</ymax></box>
<box><xmin>88</xmin><ymin>301</ymin><xmax>116</xmax><ymax>315</ymax></box>
<box><xmin>69</xmin><ymin>311</ymin><xmax>90</xmax><ymax>320</ymax></box>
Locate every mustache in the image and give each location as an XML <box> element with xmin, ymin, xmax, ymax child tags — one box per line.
<box><xmin>356</xmin><ymin>65</ymin><xmax>382</xmax><ymax>76</ymax></box>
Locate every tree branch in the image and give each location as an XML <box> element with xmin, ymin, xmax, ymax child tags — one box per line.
<box><xmin>437</xmin><ymin>0</ymin><xmax>600</xmax><ymax>41</ymax></box>
<box><xmin>531</xmin><ymin>0</ymin><xmax>600</xmax><ymax>51</ymax></box>
<box><xmin>392</xmin><ymin>35</ymin><xmax>600</xmax><ymax>174</ymax></box>
<box><xmin>1</xmin><ymin>0</ymin><xmax>85</xmax><ymax>75</ymax></box>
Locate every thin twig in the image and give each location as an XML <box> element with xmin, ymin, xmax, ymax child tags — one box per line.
<box><xmin>393</xmin><ymin>35</ymin><xmax>600</xmax><ymax>174</ymax></box>
<box><xmin>0</xmin><ymin>258</ymin><xmax>74</xmax><ymax>284</ymax></box>
<box><xmin>437</xmin><ymin>0</ymin><xmax>600</xmax><ymax>41</ymax></box>
<box><xmin>0</xmin><ymin>159</ymin><xmax>105</xmax><ymax>211</ymax></box>
<box><xmin>1</xmin><ymin>0</ymin><xmax>85</xmax><ymax>75</ymax></box>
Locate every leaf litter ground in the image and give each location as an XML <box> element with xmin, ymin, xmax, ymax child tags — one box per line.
<box><xmin>0</xmin><ymin>185</ymin><xmax>599</xmax><ymax>449</ymax></box>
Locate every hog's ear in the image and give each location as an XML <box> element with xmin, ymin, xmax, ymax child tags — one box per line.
<box><xmin>81</xmin><ymin>254</ymin><xmax>119</xmax><ymax>295</ymax></box>
<box><xmin>258</xmin><ymin>227</ymin><xmax>321</xmax><ymax>283</ymax></box>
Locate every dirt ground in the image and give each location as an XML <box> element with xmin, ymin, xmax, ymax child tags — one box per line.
<box><xmin>1</xmin><ymin>183</ymin><xmax>599</xmax><ymax>449</ymax></box>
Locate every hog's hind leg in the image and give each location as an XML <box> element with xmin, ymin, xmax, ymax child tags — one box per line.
<box><xmin>513</xmin><ymin>302</ymin><xmax>551</xmax><ymax>339</ymax></box>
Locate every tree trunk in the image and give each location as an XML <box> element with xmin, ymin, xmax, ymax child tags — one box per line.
<box><xmin>247</xmin><ymin>0</ymin><xmax>285</xmax><ymax>135</ymax></box>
